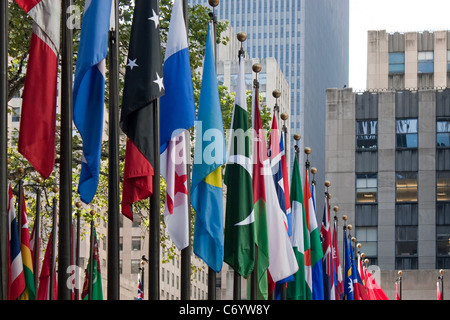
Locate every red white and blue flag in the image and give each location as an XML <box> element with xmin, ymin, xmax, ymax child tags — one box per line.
<box><xmin>15</xmin><ymin>0</ymin><xmax>60</xmax><ymax>178</ymax></box>
<box><xmin>160</xmin><ymin>0</ymin><xmax>196</xmax><ymax>250</ymax></box>
<box><xmin>7</xmin><ymin>184</ymin><xmax>25</xmax><ymax>300</ymax></box>
<box><xmin>320</xmin><ymin>194</ymin><xmax>336</xmax><ymax>300</ymax></box>
<box><xmin>332</xmin><ymin>216</ymin><xmax>344</xmax><ymax>299</ymax></box>
<box><xmin>137</xmin><ymin>273</ymin><xmax>144</xmax><ymax>300</ymax></box>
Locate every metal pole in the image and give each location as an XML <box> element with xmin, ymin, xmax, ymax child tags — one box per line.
<box><xmin>250</xmin><ymin>68</ymin><xmax>261</xmax><ymax>301</ymax></box>
<box><xmin>73</xmin><ymin>203</ymin><xmax>81</xmax><ymax>300</ymax></box>
<box><xmin>0</xmin><ymin>0</ymin><xmax>8</xmax><ymax>300</ymax></box>
<box><xmin>50</xmin><ymin>197</ymin><xmax>57</xmax><ymax>300</ymax></box>
<box><xmin>33</xmin><ymin>188</ymin><xmax>41</xmax><ymax>292</ymax></box>
<box><xmin>17</xmin><ymin>180</ymin><xmax>23</xmax><ymax>245</ymax></box>
<box><xmin>206</xmin><ymin>0</ymin><xmax>219</xmax><ymax>300</ymax></box>
<box><xmin>149</xmin><ymin>98</ymin><xmax>160</xmax><ymax>300</ymax></box>
<box><xmin>107</xmin><ymin>0</ymin><xmax>120</xmax><ymax>300</ymax></box>
<box><xmin>58</xmin><ymin>0</ymin><xmax>73</xmax><ymax>300</ymax></box>
<box><xmin>88</xmin><ymin>215</ymin><xmax>94</xmax><ymax>301</ymax></box>
<box><xmin>180</xmin><ymin>0</ymin><xmax>191</xmax><ymax>301</ymax></box>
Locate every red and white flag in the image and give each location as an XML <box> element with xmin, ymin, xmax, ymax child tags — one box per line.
<box><xmin>15</xmin><ymin>0</ymin><xmax>61</xmax><ymax>178</ymax></box>
<box><xmin>161</xmin><ymin>131</ymin><xmax>190</xmax><ymax>250</ymax></box>
<box><xmin>365</xmin><ymin>270</ymin><xmax>389</xmax><ymax>300</ymax></box>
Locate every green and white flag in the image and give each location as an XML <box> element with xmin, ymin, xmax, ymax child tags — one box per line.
<box><xmin>224</xmin><ymin>58</ymin><xmax>255</xmax><ymax>278</ymax></box>
<box><xmin>287</xmin><ymin>153</ymin><xmax>311</xmax><ymax>300</ymax></box>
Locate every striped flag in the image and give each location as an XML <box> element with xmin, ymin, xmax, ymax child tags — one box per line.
<box><xmin>160</xmin><ymin>0</ymin><xmax>196</xmax><ymax>250</ymax></box>
<box><xmin>286</xmin><ymin>152</ymin><xmax>310</xmax><ymax>300</ymax></box>
<box><xmin>15</xmin><ymin>0</ymin><xmax>60</xmax><ymax>178</ymax></box>
<box><xmin>81</xmin><ymin>228</ymin><xmax>103</xmax><ymax>300</ymax></box>
<box><xmin>7</xmin><ymin>184</ymin><xmax>25</xmax><ymax>300</ymax></box>
<box><xmin>304</xmin><ymin>173</ymin><xmax>324</xmax><ymax>299</ymax></box>
<box><xmin>268</xmin><ymin>112</ymin><xmax>295</xmax><ymax>297</ymax></box>
<box><xmin>320</xmin><ymin>194</ymin><xmax>335</xmax><ymax>300</ymax></box>
<box><xmin>223</xmin><ymin>57</ymin><xmax>255</xmax><ymax>278</ymax></box>
<box><xmin>192</xmin><ymin>22</ymin><xmax>226</xmax><ymax>272</ymax></box>
<box><xmin>137</xmin><ymin>273</ymin><xmax>144</xmax><ymax>300</ymax></box>
<box><xmin>19</xmin><ymin>190</ymin><xmax>35</xmax><ymax>300</ymax></box>
<box><xmin>73</xmin><ymin>0</ymin><xmax>112</xmax><ymax>204</ymax></box>
<box><xmin>332</xmin><ymin>216</ymin><xmax>344</xmax><ymax>299</ymax></box>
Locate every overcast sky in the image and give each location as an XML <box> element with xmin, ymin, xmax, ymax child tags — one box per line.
<box><xmin>349</xmin><ymin>0</ymin><xmax>450</xmax><ymax>90</ymax></box>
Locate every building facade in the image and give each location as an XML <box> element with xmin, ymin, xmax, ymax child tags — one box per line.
<box><xmin>190</xmin><ymin>0</ymin><xmax>350</xmax><ymax>213</ymax></box>
<box><xmin>325</xmin><ymin>29</ymin><xmax>450</xmax><ymax>299</ymax></box>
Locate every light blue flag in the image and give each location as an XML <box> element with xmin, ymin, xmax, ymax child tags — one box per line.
<box><xmin>73</xmin><ymin>0</ymin><xmax>112</xmax><ymax>204</ymax></box>
<box><xmin>191</xmin><ymin>23</ymin><xmax>226</xmax><ymax>273</ymax></box>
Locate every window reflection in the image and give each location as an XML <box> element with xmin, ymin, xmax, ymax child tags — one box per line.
<box><xmin>396</xmin><ymin>119</ymin><xmax>418</xmax><ymax>148</ymax></box>
<box><xmin>356</xmin><ymin>120</ymin><xmax>377</xmax><ymax>149</ymax></box>
<box><xmin>437</xmin><ymin>120</ymin><xmax>450</xmax><ymax>147</ymax></box>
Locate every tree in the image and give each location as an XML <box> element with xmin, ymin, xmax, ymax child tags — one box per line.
<box><xmin>6</xmin><ymin>1</ymin><xmax>271</xmax><ymax>264</ymax></box>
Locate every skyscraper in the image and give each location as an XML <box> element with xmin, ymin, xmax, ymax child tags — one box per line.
<box><xmin>190</xmin><ymin>0</ymin><xmax>349</xmax><ymax>213</ymax></box>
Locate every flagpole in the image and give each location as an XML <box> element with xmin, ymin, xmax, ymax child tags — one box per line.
<box><xmin>88</xmin><ymin>211</ymin><xmax>95</xmax><ymax>301</ymax></box>
<box><xmin>438</xmin><ymin>269</ymin><xmax>444</xmax><ymax>300</ymax></box>
<box><xmin>17</xmin><ymin>179</ymin><xmax>23</xmax><ymax>245</ymax></box>
<box><xmin>207</xmin><ymin>0</ymin><xmax>220</xmax><ymax>301</ymax></box>
<box><xmin>180</xmin><ymin>0</ymin><xmax>191</xmax><ymax>301</ymax></box>
<box><xmin>231</xmin><ymin>32</ymin><xmax>247</xmax><ymax>301</ymax></box>
<box><xmin>50</xmin><ymin>196</ymin><xmax>58</xmax><ymax>300</ymax></box>
<box><xmin>58</xmin><ymin>0</ymin><xmax>74</xmax><ymax>300</ymax></box>
<box><xmin>33</xmin><ymin>185</ymin><xmax>41</xmax><ymax>292</ymax></box>
<box><xmin>149</xmin><ymin>96</ymin><xmax>161</xmax><ymax>300</ymax></box>
<box><xmin>108</xmin><ymin>0</ymin><xmax>120</xmax><ymax>301</ymax></box>
<box><xmin>0</xmin><ymin>0</ymin><xmax>8</xmax><ymax>300</ymax></box>
<box><xmin>250</xmin><ymin>64</ymin><xmax>262</xmax><ymax>300</ymax></box>
<box><xmin>75</xmin><ymin>202</ymin><xmax>82</xmax><ymax>300</ymax></box>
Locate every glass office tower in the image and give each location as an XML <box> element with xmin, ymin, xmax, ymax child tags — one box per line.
<box><xmin>189</xmin><ymin>0</ymin><xmax>349</xmax><ymax>213</ymax></box>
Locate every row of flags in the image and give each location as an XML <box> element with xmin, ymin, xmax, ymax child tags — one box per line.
<box><xmin>6</xmin><ymin>183</ymin><xmax>102</xmax><ymax>300</ymax></box>
<box><xmin>9</xmin><ymin>0</ymin><xmax>433</xmax><ymax>302</ymax></box>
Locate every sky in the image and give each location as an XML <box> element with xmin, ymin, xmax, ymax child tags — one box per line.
<box><xmin>349</xmin><ymin>0</ymin><xmax>450</xmax><ymax>90</ymax></box>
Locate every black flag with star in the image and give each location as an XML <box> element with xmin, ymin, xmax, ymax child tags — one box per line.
<box><xmin>120</xmin><ymin>0</ymin><xmax>164</xmax><ymax>220</ymax></box>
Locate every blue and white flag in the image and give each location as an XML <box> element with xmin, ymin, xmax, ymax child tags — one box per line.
<box><xmin>160</xmin><ymin>0</ymin><xmax>196</xmax><ymax>250</ymax></box>
<box><xmin>73</xmin><ymin>0</ymin><xmax>112</xmax><ymax>204</ymax></box>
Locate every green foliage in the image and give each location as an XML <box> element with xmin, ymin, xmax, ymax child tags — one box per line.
<box><xmin>6</xmin><ymin>1</ymin><xmax>271</xmax><ymax>267</ymax></box>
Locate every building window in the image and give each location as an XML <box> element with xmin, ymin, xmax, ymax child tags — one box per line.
<box><xmin>131</xmin><ymin>237</ymin><xmax>141</xmax><ymax>251</ymax></box>
<box><xmin>389</xmin><ymin>52</ymin><xmax>405</xmax><ymax>74</ymax></box>
<box><xmin>356</xmin><ymin>120</ymin><xmax>377</xmax><ymax>150</ymax></box>
<box><xmin>396</xmin><ymin>172</ymin><xmax>418</xmax><ymax>202</ymax></box>
<box><xmin>396</xmin><ymin>119</ymin><xmax>418</xmax><ymax>149</ymax></box>
<box><xmin>447</xmin><ymin>51</ymin><xmax>450</xmax><ymax>72</ymax></box>
<box><xmin>418</xmin><ymin>51</ymin><xmax>434</xmax><ymax>74</ymax></box>
<box><xmin>131</xmin><ymin>259</ymin><xmax>140</xmax><ymax>274</ymax></box>
<box><xmin>396</xmin><ymin>203</ymin><xmax>418</xmax><ymax>270</ymax></box>
<box><xmin>12</xmin><ymin>107</ymin><xmax>20</xmax><ymax>122</ymax></box>
<box><xmin>437</xmin><ymin>120</ymin><xmax>450</xmax><ymax>147</ymax></box>
<box><xmin>437</xmin><ymin>171</ymin><xmax>450</xmax><ymax>202</ymax></box>
<box><xmin>356</xmin><ymin>174</ymin><xmax>377</xmax><ymax>203</ymax></box>
<box><xmin>356</xmin><ymin>227</ymin><xmax>378</xmax><ymax>257</ymax></box>
<box><xmin>436</xmin><ymin>203</ymin><xmax>450</xmax><ymax>268</ymax></box>
<box><xmin>132</xmin><ymin>213</ymin><xmax>141</xmax><ymax>227</ymax></box>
